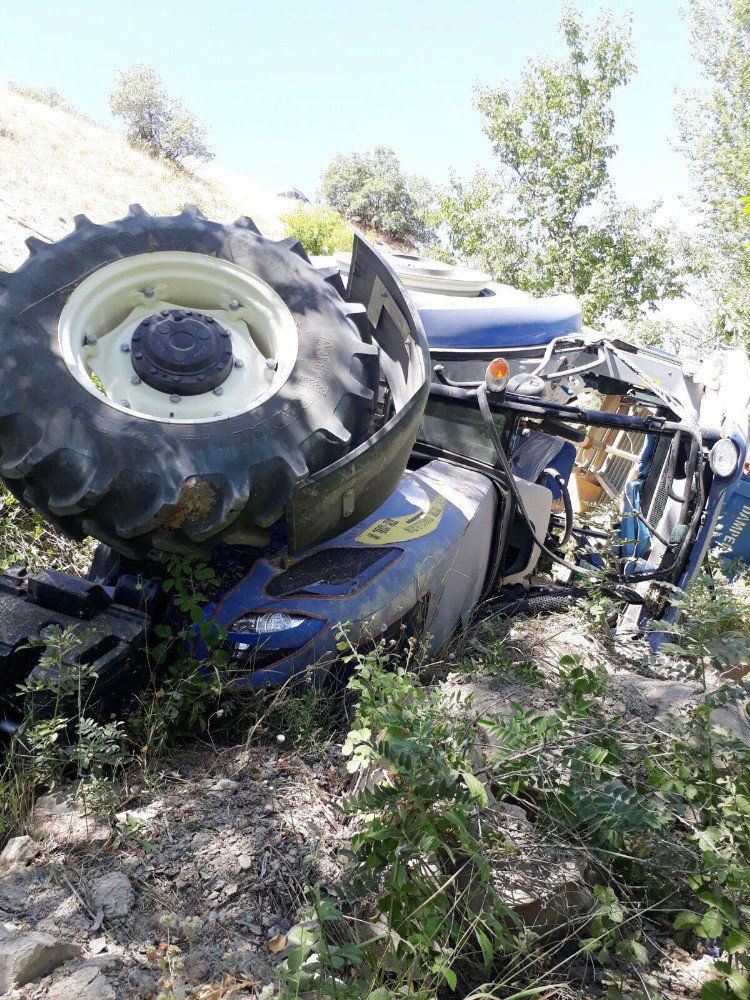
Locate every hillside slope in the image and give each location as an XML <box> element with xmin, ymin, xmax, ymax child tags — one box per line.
<box><xmin>0</xmin><ymin>87</ymin><xmax>286</xmax><ymax>272</ymax></box>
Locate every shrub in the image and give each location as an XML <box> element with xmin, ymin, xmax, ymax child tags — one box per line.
<box><xmin>282</xmin><ymin>204</ymin><xmax>353</xmax><ymax>256</ymax></box>
<box><xmin>279</xmin><ymin>641</ymin><xmax>519</xmax><ymax>998</ymax></box>
<box><xmin>7</xmin><ymin>82</ymin><xmax>86</xmax><ymax>119</ymax></box>
<box><xmin>0</xmin><ymin>486</ymin><xmax>94</xmax><ymax>575</ymax></box>
<box><xmin>109</xmin><ymin>64</ymin><xmax>213</xmax><ymax>165</ymax></box>
<box><xmin>322</xmin><ymin>147</ymin><xmax>434</xmax><ymax>247</ymax></box>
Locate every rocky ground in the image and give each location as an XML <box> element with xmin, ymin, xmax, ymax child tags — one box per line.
<box><xmin>1</xmin><ymin>609</ymin><xmax>747</xmax><ymax>999</ymax></box>
<box><xmin>0</xmin><ymin>741</ymin><xmax>351</xmax><ymax>998</ymax></box>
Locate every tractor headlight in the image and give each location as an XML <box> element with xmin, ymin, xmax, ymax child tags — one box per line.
<box><xmin>231</xmin><ymin>612</ymin><xmax>308</xmax><ymax>636</ymax></box>
<box><xmin>709</xmin><ymin>438</ymin><xmax>740</xmax><ymax>478</ymax></box>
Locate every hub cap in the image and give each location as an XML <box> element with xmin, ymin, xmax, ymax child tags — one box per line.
<box><xmin>131</xmin><ymin>309</ymin><xmax>233</xmax><ymax>395</ymax></box>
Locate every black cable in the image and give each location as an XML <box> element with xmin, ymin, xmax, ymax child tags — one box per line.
<box><xmin>477</xmin><ymin>383</ymin><xmax>606</xmax><ymax>580</ymax></box>
<box><xmin>542</xmin><ymin>466</ymin><xmax>573</xmax><ymax>549</ymax></box>
<box><xmin>477</xmin><ymin>383</ymin><xmax>704</xmax><ymax>586</ymax></box>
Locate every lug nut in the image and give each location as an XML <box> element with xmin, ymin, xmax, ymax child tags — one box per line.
<box><xmin>142</xmin><ymin>286</ymin><xmax>155</xmax><ymax>299</ymax></box>
<box><xmin>119</xmin><ymin>399</ymin><xmax>131</xmax><ymax>408</ymax></box>
<box><xmin>83</xmin><ymin>333</ymin><xmax>97</xmax><ymax>346</ymax></box>
<box><xmin>265</xmin><ymin>358</ymin><xmax>278</xmax><ymax>371</ymax></box>
<box><xmin>120</xmin><ymin>343</ymin><xmax>131</xmax><ymax>353</ymax></box>
<box><xmin>213</xmin><ymin>386</ymin><xmax>223</xmax><ymax>396</ymax></box>
<box><xmin>214</xmin><ymin>410</ymin><xmax>223</xmax><ymax>417</ymax></box>
<box><xmin>233</xmin><ymin>358</ymin><xmax>244</xmax><ymax>368</ymax></box>
<box><xmin>130</xmin><ymin>375</ymin><xmax>141</xmax><ymax>385</ymax></box>
<box><xmin>228</xmin><ymin>298</ymin><xmax>240</xmax><ymax>311</ymax></box>
<box><xmin>170</xmin><ymin>394</ymin><xmax>181</xmax><ymax>404</ymax></box>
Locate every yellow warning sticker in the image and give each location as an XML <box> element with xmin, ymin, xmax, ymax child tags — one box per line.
<box><xmin>356</xmin><ymin>494</ymin><xmax>447</xmax><ymax>545</ymax></box>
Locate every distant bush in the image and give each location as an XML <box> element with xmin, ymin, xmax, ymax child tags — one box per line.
<box><xmin>109</xmin><ymin>64</ymin><xmax>213</xmax><ymax>165</ymax></box>
<box><xmin>8</xmin><ymin>82</ymin><xmax>88</xmax><ymax>120</ymax></box>
<box><xmin>282</xmin><ymin>204</ymin><xmax>353</xmax><ymax>256</ymax></box>
<box><xmin>322</xmin><ymin>146</ymin><xmax>435</xmax><ymax>248</ymax></box>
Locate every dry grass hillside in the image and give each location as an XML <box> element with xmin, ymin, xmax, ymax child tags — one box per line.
<box><xmin>0</xmin><ymin>87</ymin><xmax>286</xmax><ymax>272</ymax></box>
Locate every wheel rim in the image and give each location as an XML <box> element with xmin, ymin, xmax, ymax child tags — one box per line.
<box><xmin>58</xmin><ymin>251</ymin><xmax>299</xmax><ymax>423</ymax></box>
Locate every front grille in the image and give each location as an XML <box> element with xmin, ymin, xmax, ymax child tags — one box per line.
<box><xmin>267</xmin><ymin>547</ymin><xmax>397</xmax><ymax>597</ymax></box>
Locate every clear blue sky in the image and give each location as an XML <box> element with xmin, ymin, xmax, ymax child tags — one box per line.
<box><xmin>1</xmin><ymin>0</ymin><xmax>702</xmax><ymax>212</ymax></box>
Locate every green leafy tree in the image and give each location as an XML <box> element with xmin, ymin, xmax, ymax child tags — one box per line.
<box><xmin>322</xmin><ymin>146</ymin><xmax>434</xmax><ymax>247</ymax></box>
<box><xmin>677</xmin><ymin>0</ymin><xmax>750</xmax><ymax>344</ymax></box>
<box><xmin>109</xmin><ymin>64</ymin><xmax>213</xmax><ymax>165</ymax></box>
<box><xmin>439</xmin><ymin>6</ymin><xmax>686</xmax><ymax>325</ymax></box>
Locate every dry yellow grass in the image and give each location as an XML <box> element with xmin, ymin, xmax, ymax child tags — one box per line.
<box><xmin>0</xmin><ymin>86</ymin><xmax>286</xmax><ymax>271</ymax></box>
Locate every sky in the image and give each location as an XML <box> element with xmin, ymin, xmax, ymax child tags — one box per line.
<box><xmin>1</xmin><ymin>0</ymin><xmax>704</xmax><ymax>215</ymax></box>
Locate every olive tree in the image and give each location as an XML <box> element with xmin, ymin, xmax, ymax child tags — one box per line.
<box><xmin>439</xmin><ymin>6</ymin><xmax>686</xmax><ymax>325</ymax></box>
<box><xmin>322</xmin><ymin>147</ymin><xmax>435</xmax><ymax>247</ymax></box>
<box><xmin>110</xmin><ymin>64</ymin><xmax>213</xmax><ymax>165</ymax></box>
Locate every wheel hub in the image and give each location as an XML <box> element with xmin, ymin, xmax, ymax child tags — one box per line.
<box><xmin>131</xmin><ymin>308</ymin><xmax>233</xmax><ymax>395</ymax></box>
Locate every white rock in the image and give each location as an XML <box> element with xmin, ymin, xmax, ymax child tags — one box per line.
<box><xmin>206</xmin><ymin>777</ymin><xmax>240</xmax><ymax>794</ymax></box>
<box><xmin>30</xmin><ymin>790</ymin><xmax>107</xmax><ymax>847</ymax></box>
<box><xmin>114</xmin><ymin>803</ymin><xmax>159</xmax><ymax>826</ymax></box>
<box><xmin>0</xmin><ymin>835</ymin><xmax>38</xmax><ymax>868</ymax></box>
<box><xmin>47</xmin><ymin>965</ymin><xmax>116</xmax><ymax>1000</ymax></box>
<box><xmin>0</xmin><ymin>926</ymin><xmax>80</xmax><ymax>990</ymax></box>
<box><xmin>89</xmin><ymin>872</ymin><xmax>135</xmax><ymax>919</ymax></box>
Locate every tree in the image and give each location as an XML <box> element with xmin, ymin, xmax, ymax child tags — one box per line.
<box><xmin>439</xmin><ymin>6</ymin><xmax>686</xmax><ymax>325</ymax></box>
<box><xmin>677</xmin><ymin>0</ymin><xmax>750</xmax><ymax>343</ymax></box>
<box><xmin>109</xmin><ymin>65</ymin><xmax>213</xmax><ymax>165</ymax></box>
<box><xmin>322</xmin><ymin>147</ymin><xmax>434</xmax><ymax>247</ymax></box>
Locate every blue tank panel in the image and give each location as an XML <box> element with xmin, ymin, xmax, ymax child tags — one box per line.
<box><xmin>415</xmin><ymin>288</ymin><xmax>582</xmax><ymax>350</ymax></box>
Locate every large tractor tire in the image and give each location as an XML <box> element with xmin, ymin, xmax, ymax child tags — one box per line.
<box><xmin>0</xmin><ymin>206</ymin><xmax>379</xmax><ymax>558</ymax></box>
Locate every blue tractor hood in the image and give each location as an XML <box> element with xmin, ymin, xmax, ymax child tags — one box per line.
<box><xmin>411</xmin><ymin>284</ymin><xmax>583</xmax><ymax>351</ymax></box>
<box><xmin>319</xmin><ymin>250</ymin><xmax>583</xmax><ymax>352</ymax></box>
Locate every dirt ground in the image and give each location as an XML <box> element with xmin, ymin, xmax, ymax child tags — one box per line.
<box><xmin>1</xmin><ymin>609</ymin><xmax>739</xmax><ymax>998</ymax></box>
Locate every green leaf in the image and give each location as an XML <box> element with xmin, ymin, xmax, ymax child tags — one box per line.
<box><xmin>699</xmin><ymin>910</ymin><xmax>724</xmax><ymax>938</ymax></box>
<box><xmin>461</xmin><ymin>770</ymin><xmax>488</xmax><ymax>807</ymax></box>
<box><xmin>728</xmin><ymin>970</ymin><xmax>750</xmax><ymax>999</ymax></box>
<box><xmin>286</xmin><ymin>946</ymin><xmax>305</xmax><ymax>974</ymax></box>
<box><xmin>442</xmin><ymin>966</ymin><xmax>457</xmax><ymax>991</ymax></box>
<box><xmin>366</xmin><ymin>990</ymin><xmax>393</xmax><ymax>1000</ymax></box>
<box><xmin>701</xmin><ymin>982</ymin><xmax>728</xmax><ymax>1000</ymax></box>
<box><xmin>675</xmin><ymin>910</ymin><xmax>703</xmax><ymax>930</ymax></box>
<box><xmin>726</xmin><ymin>930</ymin><xmax>750</xmax><ymax>955</ymax></box>
<box><xmin>630</xmin><ymin>939</ymin><xmax>648</xmax><ymax>966</ymax></box>
<box><xmin>696</xmin><ymin>826</ymin><xmax>724</xmax><ymax>851</ymax></box>
<box><xmin>476</xmin><ymin>927</ymin><xmax>494</xmax><ymax>970</ymax></box>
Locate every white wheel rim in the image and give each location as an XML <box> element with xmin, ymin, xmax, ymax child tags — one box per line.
<box><xmin>58</xmin><ymin>251</ymin><xmax>299</xmax><ymax>423</ymax></box>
